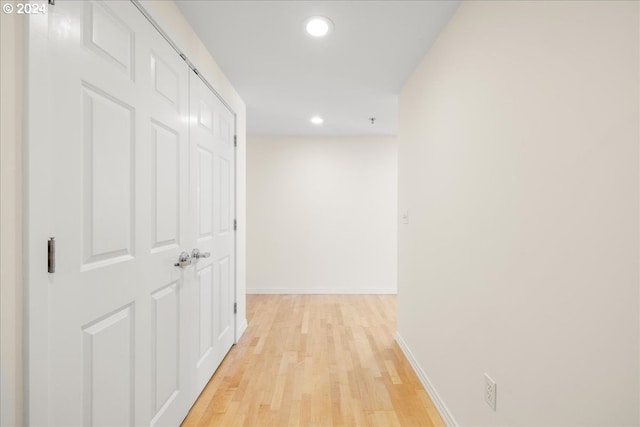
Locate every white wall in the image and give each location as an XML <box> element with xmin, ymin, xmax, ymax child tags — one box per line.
<box><xmin>397</xmin><ymin>1</ymin><xmax>639</xmax><ymax>426</ymax></box>
<box><xmin>247</xmin><ymin>135</ymin><xmax>397</xmax><ymax>294</ymax></box>
<box><xmin>0</xmin><ymin>10</ymin><xmax>24</xmax><ymax>427</ymax></box>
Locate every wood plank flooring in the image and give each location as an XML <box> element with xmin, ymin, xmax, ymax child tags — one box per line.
<box><xmin>182</xmin><ymin>295</ymin><xmax>444</xmax><ymax>427</ymax></box>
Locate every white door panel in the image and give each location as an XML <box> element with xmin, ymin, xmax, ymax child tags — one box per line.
<box><xmin>23</xmin><ymin>1</ymin><xmax>230</xmax><ymax>426</ymax></box>
<box><xmin>214</xmin><ymin>101</ymin><xmax>236</xmax><ymax>364</ymax></box>
<box><xmin>146</xmin><ymin>17</ymin><xmax>192</xmax><ymax>427</ymax></box>
<box><xmin>82</xmin><ymin>305</ymin><xmax>135</xmax><ymax>427</ymax></box>
<box><xmin>190</xmin><ymin>74</ymin><xmax>218</xmax><ymax>394</ymax></box>
<box><xmin>27</xmin><ymin>1</ymin><xmax>236</xmax><ymax>425</ymax></box>
<box><xmin>31</xmin><ymin>3</ymin><xmax>149</xmax><ymax>425</ymax></box>
<box><xmin>189</xmin><ymin>73</ymin><xmax>236</xmax><ymax>396</ymax></box>
<box><xmin>81</xmin><ymin>83</ymin><xmax>135</xmax><ymax>267</ymax></box>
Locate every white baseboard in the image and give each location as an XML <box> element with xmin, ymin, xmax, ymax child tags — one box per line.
<box><xmin>395</xmin><ymin>332</ymin><xmax>458</xmax><ymax>427</ymax></box>
<box><xmin>246</xmin><ymin>288</ymin><xmax>397</xmax><ymax>295</ymax></box>
<box><xmin>235</xmin><ymin>317</ymin><xmax>248</xmax><ymax>343</ymax></box>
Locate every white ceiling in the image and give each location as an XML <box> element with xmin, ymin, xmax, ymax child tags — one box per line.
<box><xmin>176</xmin><ymin>1</ymin><xmax>461</xmax><ymax>136</ymax></box>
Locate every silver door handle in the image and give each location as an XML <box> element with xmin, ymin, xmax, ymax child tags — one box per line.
<box><xmin>191</xmin><ymin>248</ymin><xmax>211</xmax><ymax>260</ymax></box>
<box><xmin>174</xmin><ymin>251</ymin><xmax>192</xmax><ymax>268</ymax></box>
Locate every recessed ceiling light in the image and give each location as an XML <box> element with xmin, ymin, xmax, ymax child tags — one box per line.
<box><xmin>310</xmin><ymin>116</ymin><xmax>324</xmax><ymax>125</ymax></box>
<box><xmin>305</xmin><ymin>16</ymin><xmax>333</xmax><ymax>38</ymax></box>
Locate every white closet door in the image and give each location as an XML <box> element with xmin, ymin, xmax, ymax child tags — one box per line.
<box><xmin>146</xmin><ymin>18</ymin><xmax>194</xmax><ymax>427</ymax></box>
<box><xmin>26</xmin><ymin>1</ymin><xmax>194</xmax><ymax>425</ymax></box>
<box><xmin>189</xmin><ymin>73</ymin><xmax>236</xmax><ymax>397</ymax></box>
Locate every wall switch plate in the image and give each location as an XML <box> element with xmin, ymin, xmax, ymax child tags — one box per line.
<box><xmin>484</xmin><ymin>374</ymin><xmax>497</xmax><ymax>411</ymax></box>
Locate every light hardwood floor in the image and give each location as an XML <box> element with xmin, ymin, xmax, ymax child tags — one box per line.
<box><xmin>182</xmin><ymin>294</ymin><xmax>444</xmax><ymax>427</ymax></box>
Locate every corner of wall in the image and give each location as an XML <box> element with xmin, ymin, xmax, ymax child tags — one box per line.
<box><xmin>395</xmin><ymin>332</ymin><xmax>458</xmax><ymax>427</ymax></box>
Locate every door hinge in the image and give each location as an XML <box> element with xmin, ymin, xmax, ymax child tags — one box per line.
<box><xmin>48</xmin><ymin>237</ymin><xmax>55</xmax><ymax>273</ymax></box>
<box><xmin>233</xmin><ymin>135</ymin><xmax>237</xmax><ymax>147</ymax></box>
<box><xmin>233</xmin><ymin>302</ymin><xmax>237</xmax><ymax>314</ymax></box>
<box><xmin>234</xmin><ymin>219</ymin><xmax>237</xmax><ymax>231</ymax></box>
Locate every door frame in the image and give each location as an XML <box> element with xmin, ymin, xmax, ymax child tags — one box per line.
<box><xmin>0</xmin><ymin>10</ymin><xmax>25</xmax><ymax>427</ymax></box>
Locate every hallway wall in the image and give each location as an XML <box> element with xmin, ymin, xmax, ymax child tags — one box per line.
<box><xmin>396</xmin><ymin>1</ymin><xmax>640</xmax><ymax>425</ymax></box>
<box><xmin>247</xmin><ymin>135</ymin><xmax>397</xmax><ymax>294</ymax></box>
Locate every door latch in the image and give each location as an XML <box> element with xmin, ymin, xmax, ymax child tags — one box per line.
<box><xmin>48</xmin><ymin>237</ymin><xmax>55</xmax><ymax>273</ymax></box>
<box><xmin>191</xmin><ymin>248</ymin><xmax>211</xmax><ymax>260</ymax></box>
<box><xmin>174</xmin><ymin>251</ymin><xmax>192</xmax><ymax>269</ymax></box>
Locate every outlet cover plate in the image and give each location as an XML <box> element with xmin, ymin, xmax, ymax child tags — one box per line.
<box><xmin>484</xmin><ymin>374</ymin><xmax>496</xmax><ymax>411</ymax></box>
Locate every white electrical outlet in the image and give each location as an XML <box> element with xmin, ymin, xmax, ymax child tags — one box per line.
<box><xmin>484</xmin><ymin>374</ymin><xmax>497</xmax><ymax>411</ymax></box>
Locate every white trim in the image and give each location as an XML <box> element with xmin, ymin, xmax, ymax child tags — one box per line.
<box><xmin>395</xmin><ymin>332</ymin><xmax>459</xmax><ymax>427</ymax></box>
<box><xmin>247</xmin><ymin>288</ymin><xmax>397</xmax><ymax>295</ymax></box>
<box><xmin>1</xmin><ymin>10</ymin><xmax>24</xmax><ymax>427</ymax></box>
<box><xmin>235</xmin><ymin>317</ymin><xmax>248</xmax><ymax>344</ymax></box>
